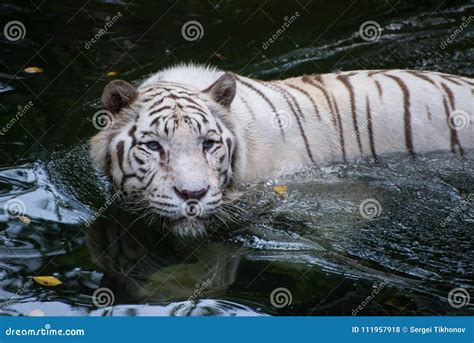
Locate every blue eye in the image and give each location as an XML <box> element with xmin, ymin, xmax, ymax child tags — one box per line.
<box><xmin>145</xmin><ymin>141</ymin><xmax>162</xmax><ymax>151</ymax></box>
<box><xmin>203</xmin><ymin>140</ymin><xmax>218</xmax><ymax>150</ymax></box>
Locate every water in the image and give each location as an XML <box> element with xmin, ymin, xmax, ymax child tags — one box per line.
<box><xmin>0</xmin><ymin>0</ymin><xmax>473</xmax><ymax>316</ymax></box>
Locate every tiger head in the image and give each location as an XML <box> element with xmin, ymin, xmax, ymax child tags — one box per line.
<box><xmin>90</xmin><ymin>73</ymin><xmax>240</xmax><ymax>237</ymax></box>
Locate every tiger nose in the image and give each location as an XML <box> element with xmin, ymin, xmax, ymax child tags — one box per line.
<box><xmin>173</xmin><ymin>186</ymin><xmax>209</xmax><ymax>201</ymax></box>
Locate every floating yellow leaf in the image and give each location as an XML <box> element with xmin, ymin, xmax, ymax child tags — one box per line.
<box><xmin>19</xmin><ymin>215</ymin><xmax>31</xmax><ymax>225</ymax></box>
<box><xmin>106</xmin><ymin>71</ymin><xmax>118</xmax><ymax>77</ymax></box>
<box><xmin>32</xmin><ymin>276</ymin><xmax>62</xmax><ymax>287</ymax></box>
<box><xmin>273</xmin><ymin>185</ymin><xmax>288</xmax><ymax>195</ymax></box>
<box><xmin>23</xmin><ymin>67</ymin><xmax>44</xmax><ymax>74</ymax></box>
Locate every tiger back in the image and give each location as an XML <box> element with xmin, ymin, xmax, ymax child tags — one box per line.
<box><xmin>90</xmin><ymin>64</ymin><xmax>473</xmax><ymax>236</ymax></box>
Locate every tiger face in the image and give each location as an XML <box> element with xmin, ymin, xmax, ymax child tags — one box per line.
<box><xmin>90</xmin><ymin>73</ymin><xmax>238</xmax><ymax>237</ymax></box>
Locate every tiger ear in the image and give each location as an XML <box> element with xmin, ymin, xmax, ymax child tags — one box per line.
<box><xmin>101</xmin><ymin>80</ymin><xmax>138</xmax><ymax>114</ymax></box>
<box><xmin>204</xmin><ymin>72</ymin><xmax>236</xmax><ymax>107</ymax></box>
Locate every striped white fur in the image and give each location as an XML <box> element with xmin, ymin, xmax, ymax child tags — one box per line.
<box><xmin>90</xmin><ymin>63</ymin><xmax>473</xmax><ymax>236</ymax></box>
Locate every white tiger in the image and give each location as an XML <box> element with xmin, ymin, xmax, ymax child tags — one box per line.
<box><xmin>90</xmin><ymin>64</ymin><xmax>473</xmax><ymax>236</ymax></box>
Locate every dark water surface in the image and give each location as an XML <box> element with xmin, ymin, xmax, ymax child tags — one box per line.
<box><xmin>0</xmin><ymin>0</ymin><xmax>473</xmax><ymax>316</ymax></box>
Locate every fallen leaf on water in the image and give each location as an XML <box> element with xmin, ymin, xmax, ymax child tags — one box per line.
<box><xmin>273</xmin><ymin>185</ymin><xmax>288</xmax><ymax>195</ymax></box>
<box><xmin>19</xmin><ymin>215</ymin><xmax>31</xmax><ymax>225</ymax></box>
<box><xmin>32</xmin><ymin>276</ymin><xmax>62</xmax><ymax>287</ymax></box>
<box><xmin>106</xmin><ymin>71</ymin><xmax>118</xmax><ymax>77</ymax></box>
<box><xmin>23</xmin><ymin>67</ymin><xmax>44</xmax><ymax>74</ymax></box>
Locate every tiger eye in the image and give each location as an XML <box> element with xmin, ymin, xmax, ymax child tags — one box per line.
<box><xmin>146</xmin><ymin>141</ymin><xmax>162</xmax><ymax>151</ymax></box>
<box><xmin>203</xmin><ymin>140</ymin><xmax>217</xmax><ymax>150</ymax></box>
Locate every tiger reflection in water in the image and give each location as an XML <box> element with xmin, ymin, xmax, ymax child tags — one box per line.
<box><xmin>86</xmin><ymin>212</ymin><xmax>241</xmax><ymax>312</ymax></box>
